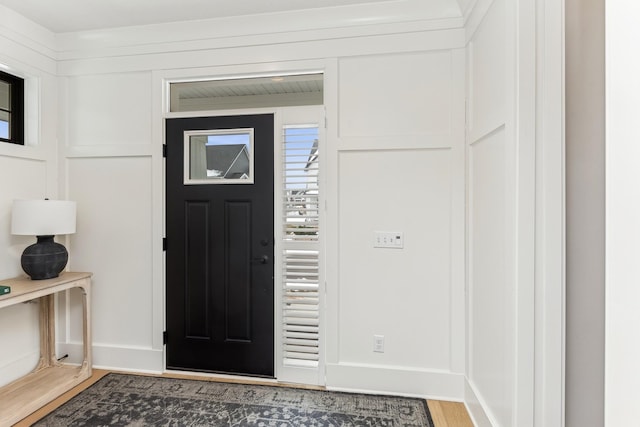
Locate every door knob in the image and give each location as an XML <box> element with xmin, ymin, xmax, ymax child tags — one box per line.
<box><xmin>253</xmin><ymin>255</ymin><xmax>269</xmax><ymax>264</ymax></box>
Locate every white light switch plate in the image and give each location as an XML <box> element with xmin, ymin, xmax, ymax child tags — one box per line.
<box><xmin>373</xmin><ymin>231</ymin><xmax>404</xmax><ymax>248</ymax></box>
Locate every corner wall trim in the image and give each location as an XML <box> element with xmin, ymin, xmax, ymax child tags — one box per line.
<box><xmin>464</xmin><ymin>377</ymin><xmax>496</xmax><ymax>427</ymax></box>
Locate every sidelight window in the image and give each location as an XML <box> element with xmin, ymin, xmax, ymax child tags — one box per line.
<box><xmin>281</xmin><ymin>124</ymin><xmax>321</xmax><ymax>368</ymax></box>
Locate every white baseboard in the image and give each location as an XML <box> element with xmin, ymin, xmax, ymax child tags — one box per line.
<box><xmin>325</xmin><ymin>362</ymin><xmax>465</xmax><ymax>400</ymax></box>
<box><xmin>464</xmin><ymin>377</ymin><xmax>494</xmax><ymax>426</ymax></box>
<box><xmin>0</xmin><ymin>351</ymin><xmax>40</xmax><ymax>387</ymax></box>
<box><xmin>58</xmin><ymin>342</ymin><xmax>163</xmax><ymax>374</ymax></box>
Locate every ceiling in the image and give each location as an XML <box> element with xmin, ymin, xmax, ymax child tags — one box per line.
<box><xmin>0</xmin><ymin>0</ymin><xmax>470</xmax><ymax>33</ymax></box>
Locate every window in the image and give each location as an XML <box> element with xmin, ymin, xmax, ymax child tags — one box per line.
<box><xmin>281</xmin><ymin>124</ymin><xmax>321</xmax><ymax>368</ymax></box>
<box><xmin>183</xmin><ymin>128</ymin><xmax>254</xmax><ymax>184</ymax></box>
<box><xmin>283</xmin><ymin>125</ymin><xmax>319</xmax><ymax>241</ymax></box>
<box><xmin>0</xmin><ymin>70</ymin><xmax>24</xmax><ymax>145</ymax></box>
<box><xmin>169</xmin><ymin>73</ymin><xmax>323</xmax><ymax>112</ymax></box>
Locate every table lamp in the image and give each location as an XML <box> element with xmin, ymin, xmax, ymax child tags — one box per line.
<box><xmin>11</xmin><ymin>199</ymin><xmax>77</xmax><ymax>280</ymax></box>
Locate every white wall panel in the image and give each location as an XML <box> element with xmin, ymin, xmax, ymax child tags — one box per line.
<box><xmin>338</xmin><ymin>148</ymin><xmax>452</xmax><ymax>369</ymax></box>
<box><xmin>66</xmin><ymin>72</ymin><xmax>152</xmax><ymax>146</ymax></box>
<box><xmin>467</xmin><ymin>128</ymin><xmax>511</xmax><ymax>426</ymax></box>
<box><xmin>605</xmin><ymin>2</ymin><xmax>640</xmax><ymax>424</ymax></box>
<box><xmin>66</xmin><ymin>157</ymin><xmax>155</xmax><ymax>365</ymax></box>
<box><xmin>339</xmin><ymin>52</ymin><xmax>453</xmax><ymax>139</ymax></box>
<box><xmin>326</xmin><ymin>45</ymin><xmax>465</xmax><ymax>398</ymax></box>
<box><xmin>465</xmin><ymin>0</ymin><xmax>540</xmax><ymax>424</ymax></box>
<box><xmin>0</xmin><ymin>156</ymin><xmax>48</xmax><ymax>277</ymax></box>
<box><xmin>326</xmin><ymin>364</ymin><xmax>465</xmax><ymax>399</ymax></box>
<box><xmin>467</xmin><ymin>0</ymin><xmax>505</xmax><ymax>141</ymax></box>
<box><xmin>0</xmin><ymin>8</ymin><xmax>61</xmax><ymax>388</ymax></box>
<box><xmin>0</xmin><ymin>156</ymin><xmax>48</xmax><ymax>386</ymax></box>
<box><xmin>533</xmin><ymin>1</ymin><xmax>565</xmax><ymax>425</ymax></box>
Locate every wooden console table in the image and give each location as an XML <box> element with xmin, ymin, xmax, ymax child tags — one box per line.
<box><xmin>0</xmin><ymin>272</ymin><xmax>92</xmax><ymax>426</ymax></box>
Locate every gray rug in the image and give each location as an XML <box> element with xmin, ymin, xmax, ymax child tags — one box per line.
<box><xmin>33</xmin><ymin>373</ymin><xmax>434</xmax><ymax>426</ymax></box>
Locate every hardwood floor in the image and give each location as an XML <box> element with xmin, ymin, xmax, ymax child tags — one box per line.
<box><xmin>427</xmin><ymin>400</ymin><xmax>475</xmax><ymax>427</ymax></box>
<box><xmin>14</xmin><ymin>370</ymin><xmax>474</xmax><ymax>427</ymax></box>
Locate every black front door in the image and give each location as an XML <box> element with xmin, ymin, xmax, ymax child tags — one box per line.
<box><xmin>165</xmin><ymin>114</ymin><xmax>274</xmax><ymax>377</ymax></box>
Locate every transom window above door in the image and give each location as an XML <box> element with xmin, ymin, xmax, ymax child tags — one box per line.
<box><xmin>169</xmin><ymin>73</ymin><xmax>323</xmax><ymax>112</ymax></box>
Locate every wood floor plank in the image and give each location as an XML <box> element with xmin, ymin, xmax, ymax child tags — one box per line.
<box><xmin>428</xmin><ymin>400</ymin><xmax>450</xmax><ymax>426</ymax></box>
<box><xmin>13</xmin><ymin>369</ymin><xmax>475</xmax><ymax>427</ymax></box>
<box><xmin>428</xmin><ymin>400</ymin><xmax>475</xmax><ymax>427</ymax></box>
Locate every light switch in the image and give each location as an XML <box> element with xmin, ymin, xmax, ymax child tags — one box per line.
<box><xmin>373</xmin><ymin>231</ymin><xmax>403</xmax><ymax>248</ymax></box>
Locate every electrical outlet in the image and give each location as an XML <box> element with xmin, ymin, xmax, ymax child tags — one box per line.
<box><xmin>373</xmin><ymin>231</ymin><xmax>403</xmax><ymax>249</ymax></box>
<box><xmin>373</xmin><ymin>335</ymin><xmax>385</xmax><ymax>353</ymax></box>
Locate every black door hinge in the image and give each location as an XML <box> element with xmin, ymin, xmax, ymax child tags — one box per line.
<box><xmin>163</xmin><ymin>331</ymin><xmax>168</xmax><ymax>345</ymax></box>
<box><xmin>163</xmin><ymin>144</ymin><xmax>167</xmax><ymax>158</ymax></box>
<box><xmin>163</xmin><ymin>238</ymin><xmax>167</xmax><ymax>251</ymax></box>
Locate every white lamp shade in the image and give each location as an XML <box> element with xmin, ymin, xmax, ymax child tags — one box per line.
<box><xmin>11</xmin><ymin>199</ymin><xmax>77</xmax><ymax>236</ymax></box>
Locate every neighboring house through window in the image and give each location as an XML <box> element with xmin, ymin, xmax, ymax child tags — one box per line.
<box><xmin>0</xmin><ymin>70</ymin><xmax>24</xmax><ymax>145</ymax></box>
<box><xmin>206</xmin><ymin>143</ymin><xmax>250</xmax><ymax>179</ymax></box>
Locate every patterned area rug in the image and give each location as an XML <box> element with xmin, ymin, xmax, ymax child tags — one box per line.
<box><xmin>34</xmin><ymin>373</ymin><xmax>434</xmax><ymax>426</ymax></box>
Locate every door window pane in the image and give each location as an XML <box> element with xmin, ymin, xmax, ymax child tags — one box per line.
<box><xmin>184</xmin><ymin>129</ymin><xmax>254</xmax><ymax>184</ymax></box>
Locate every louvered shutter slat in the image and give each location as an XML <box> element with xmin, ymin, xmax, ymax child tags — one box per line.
<box><xmin>283</xmin><ymin>125</ymin><xmax>319</xmax><ymax>242</ymax></box>
<box><xmin>285</xmin><ymin>331</ymin><xmax>319</xmax><ymax>339</ymax></box>
<box><xmin>285</xmin><ymin>352</ymin><xmax>319</xmax><ymax>361</ymax></box>
<box><xmin>283</xmin><ymin>249</ymin><xmax>320</xmax><ymax>363</ymax></box>
<box><xmin>282</xmin><ymin>124</ymin><xmax>320</xmax><ymax>368</ymax></box>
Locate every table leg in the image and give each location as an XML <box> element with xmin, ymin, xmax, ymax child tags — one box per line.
<box><xmin>35</xmin><ymin>294</ymin><xmax>56</xmax><ymax>371</ymax></box>
<box><xmin>80</xmin><ymin>279</ymin><xmax>92</xmax><ymax>376</ymax></box>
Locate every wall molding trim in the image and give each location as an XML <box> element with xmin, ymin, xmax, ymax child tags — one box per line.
<box><xmin>464</xmin><ymin>378</ymin><xmax>495</xmax><ymax>427</ymax></box>
<box><xmin>64</xmin><ymin>145</ymin><xmax>154</xmax><ymax>159</ymax></box>
<box><xmin>59</xmin><ymin>343</ymin><xmax>163</xmax><ymax>374</ymax></box>
<box><xmin>0</xmin><ymin>351</ymin><xmax>40</xmax><ymax>387</ymax></box>
<box><xmin>0</xmin><ymin>5</ymin><xmax>57</xmax><ymax>63</ymax></box>
<box><xmin>326</xmin><ymin>363</ymin><xmax>465</xmax><ymax>400</ymax></box>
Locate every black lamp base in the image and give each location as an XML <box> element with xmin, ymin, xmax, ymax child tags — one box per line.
<box><xmin>21</xmin><ymin>235</ymin><xmax>69</xmax><ymax>280</ymax></box>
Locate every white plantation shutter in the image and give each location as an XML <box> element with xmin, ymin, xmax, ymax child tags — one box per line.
<box><xmin>281</xmin><ymin>124</ymin><xmax>321</xmax><ymax>368</ymax></box>
<box><xmin>283</xmin><ymin>250</ymin><xmax>320</xmax><ymax>364</ymax></box>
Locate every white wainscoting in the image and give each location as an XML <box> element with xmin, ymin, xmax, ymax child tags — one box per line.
<box><xmin>58</xmin><ymin>342</ymin><xmax>163</xmax><ymax>374</ymax></box>
<box><xmin>0</xmin><ymin>155</ymin><xmax>50</xmax><ymax>386</ymax></box>
<box><xmin>325</xmin><ymin>47</ymin><xmax>466</xmax><ymax>400</ymax></box>
<box><xmin>326</xmin><ymin>362</ymin><xmax>465</xmax><ymax>400</ymax></box>
<box><xmin>64</xmin><ymin>156</ymin><xmax>159</xmax><ymax>372</ymax></box>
